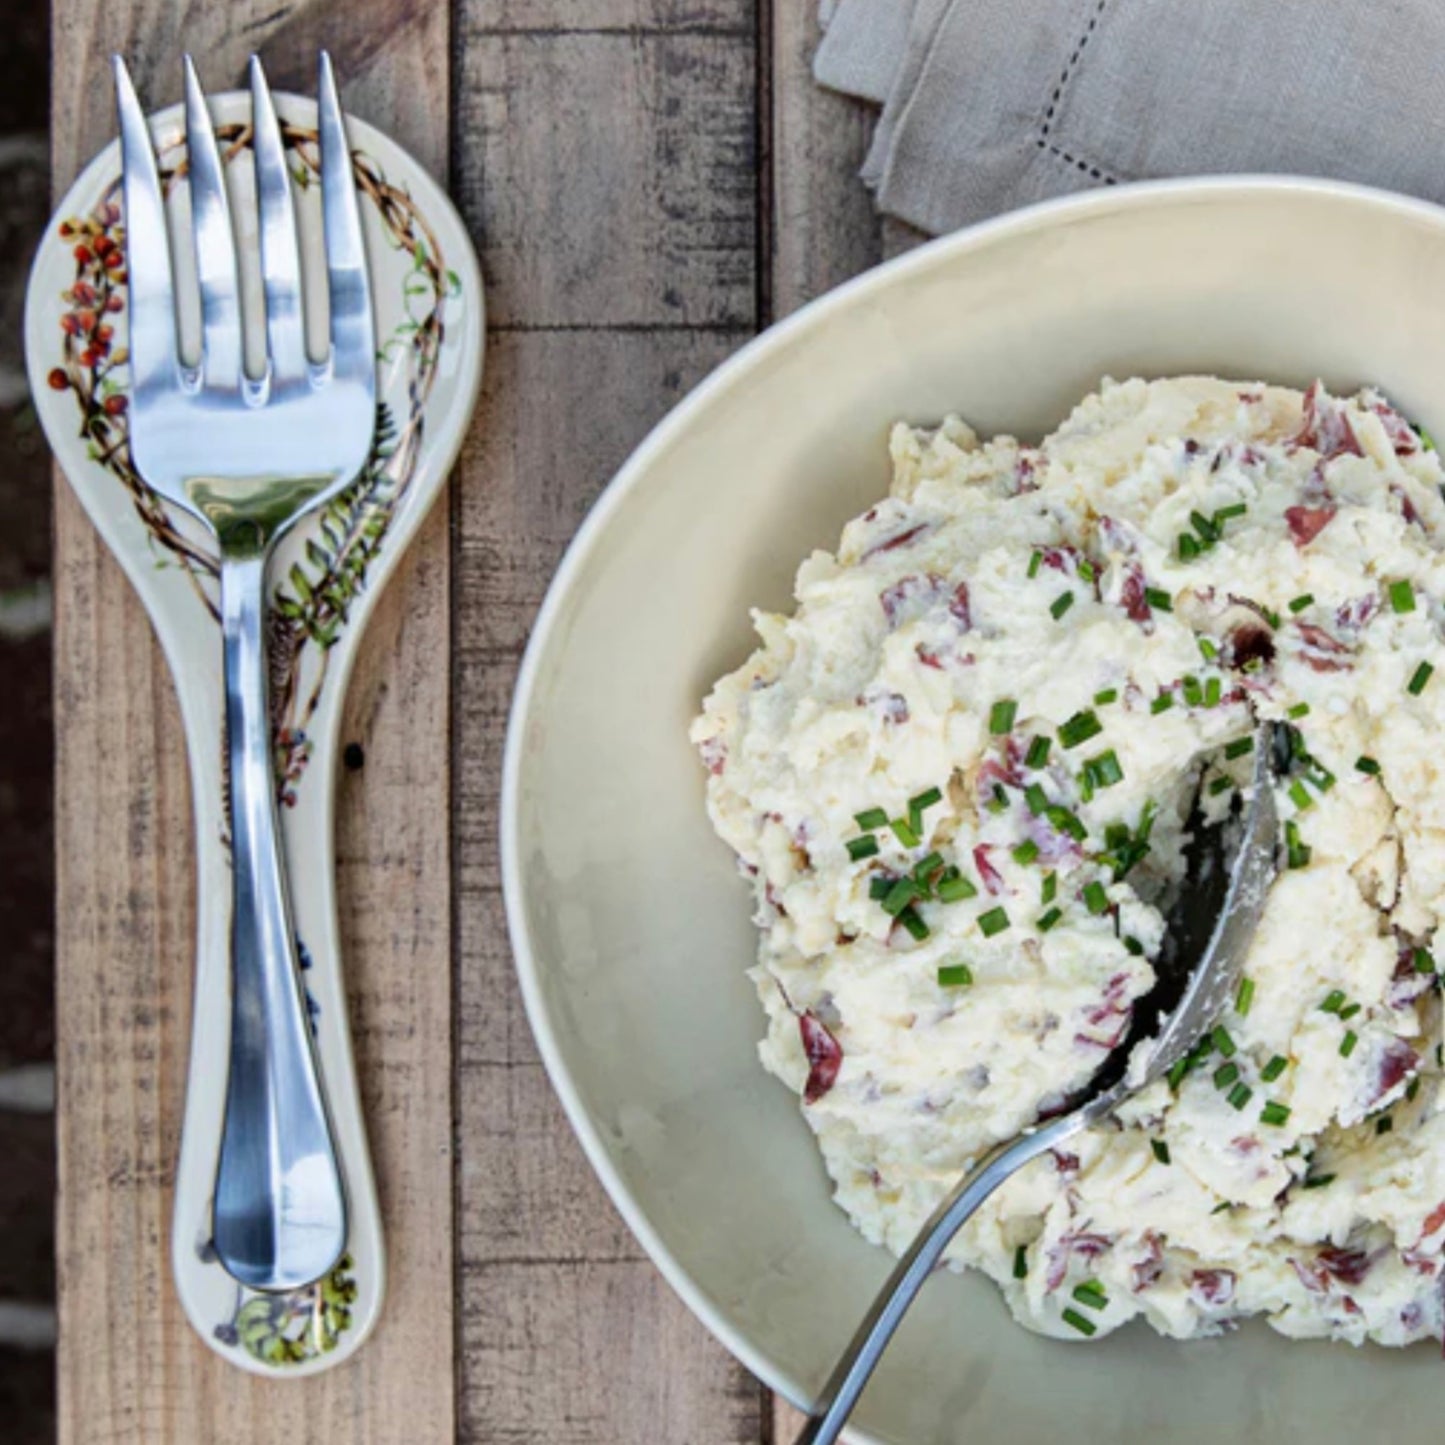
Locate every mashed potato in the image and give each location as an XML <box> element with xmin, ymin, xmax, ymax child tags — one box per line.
<box><xmin>692</xmin><ymin>377</ymin><xmax>1445</xmax><ymax>1346</ymax></box>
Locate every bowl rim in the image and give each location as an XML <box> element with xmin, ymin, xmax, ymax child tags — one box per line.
<box><xmin>498</xmin><ymin>171</ymin><xmax>1445</xmax><ymax>1425</ymax></box>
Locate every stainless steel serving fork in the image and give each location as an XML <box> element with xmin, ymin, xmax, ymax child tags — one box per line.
<box><xmin>116</xmin><ymin>53</ymin><xmax>375</xmax><ymax>1293</ymax></box>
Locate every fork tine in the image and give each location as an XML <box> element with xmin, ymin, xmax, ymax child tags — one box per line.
<box><xmin>182</xmin><ymin>56</ymin><xmax>243</xmax><ymax>388</ymax></box>
<box><xmin>113</xmin><ymin>58</ymin><xmax>180</xmax><ymax>393</ymax></box>
<box><xmin>317</xmin><ymin>51</ymin><xmax>375</xmax><ymax>385</ymax></box>
<box><xmin>249</xmin><ymin>56</ymin><xmax>308</xmax><ymax>383</ymax></box>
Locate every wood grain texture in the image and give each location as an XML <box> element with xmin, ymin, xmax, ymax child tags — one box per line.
<box><xmin>51</xmin><ymin>2</ymin><xmax>453</xmax><ymax>1440</ymax></box>
<box><xmin>450</xmin><ymin>0</ymin><xmax>768</xmax><ymax>1436</ymax></box>
<box><xmin>767</xmin><ymin>0</ymin><xmax>880</xmax><ymax>321</ymax></box>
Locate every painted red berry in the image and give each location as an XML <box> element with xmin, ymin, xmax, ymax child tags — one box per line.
<box><xmin>95</xmin><ymin>323</ymin><xmax>113</xmax><ymax>343</ymax></box>
<box><xmin>79</xmin><ymin>347</ymin><xmax>98</xmax><ymax>368</ymax></box>
<box><xmin>102</xmin><ymin>201</ymin><xmax>120</xmax><ymax>225</ymax></box>
<box><xmin>105</xmin><ymin>293</ymin><xmax>123</xmax><ymax>313</ymax></box>
<box><xmin>71</xmin><ymin>281</ymin><xmax>95</xmax><ymax>305</ymax></box>
<box><xmin>74</xmin><ymin>309</ymin><xmax>95</xmax><ymax>332</ymax></box>
<box><xmin>93</xmin><ymin>234</ymin><xmax>114</xmax><ymax>258</ymax></box>
<box><xmin>103</xmin><ymin>250</ymin><xmax>123</xmax><ymax>269</ymax></box>
<box><xmin>102</xmin><ymin>394</ymin><xmax>127</xmax><ymax>416</ymax></box>
<box><xmin>60</xmin><ymin>314</ymin><xmax>80</xmax><ymax>336</ymax></box>
<box><xmin>58</xmin><ymin>220</ymin><xmax>74</xmax><ymax>238</ymax></box>
<box><xmin>46</xmin><ymin>368</ymin><xmax>69</xmax><ymax>391</ymax></box>
<box><xmin>73</xmin><ymin>244</ymin><xmax>92</xmax><ymax>264</ymax></box>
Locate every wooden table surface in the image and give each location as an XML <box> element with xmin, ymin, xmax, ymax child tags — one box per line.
<box><xmin>52</xmin><ymin>3</ymin><xmax>918</xmax><ymax>1439</ymax></box>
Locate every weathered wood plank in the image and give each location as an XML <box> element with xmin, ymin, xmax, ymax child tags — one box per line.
<box><xmin>450</xmin><ymin>0</ymin><xmax>765</xmax><ymax>1430</ymax></box>
<box><xmin>51</xmin><ymin>3</ymin><xmax>454</xmax><ymax>1440</ymax></box>
<box><xmin>469</xmin><ymin>30</ymin><xmax>757</xmax><ymax>330</ymax></box>
<box><xmin>768</xmin><ymin>0</ymin><xmax>880</xmax><ymax>321</ymax></box>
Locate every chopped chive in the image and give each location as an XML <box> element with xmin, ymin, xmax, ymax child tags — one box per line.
<box><xmin>938</xmin><ymin>963</ymin><xmax>974</xmax><ymax>988</ymax></box>
<box><xmin>1409</xmin><ymin>661</ymin><xmax>1435</xmax><ymax>696</ymax></box>
<box><xmin>989</xmin><ymin>699</ymin><xmax>1018</xmax><ymax>735</ymax></box>
<box><xmin>1038</xmin><ymin>907</ymin><xmax>1063</xmax><ymax>932</ymax></box>
<box><xmin>1182</xmin><ymin>676</ymin><xmax>1203</xmax><ymax>707</ymax></box>
<box><xmin>1025</xmin><ymin>783</ymin><xmax>1051</xmax><ymax>815</ymax></box>
<box><xmin>1151</xmin><ymin>692</ymin><xmax>1174</xmax><ymax>715</ymax></box>
<box><xmin>1235</xmin><ymin>977</ymin><xmax>1255</xmax><ymax>1016</ymax></box>
<box><xmin>1302</xmin><ymin>1173</ymin><xmax>1336</xmax><ymax>1190</ymax></box>
<box><xmin>1041</xmin><ymin>871</ymin><xmax>1058</xmax><ymax>905</ymax></box>
<box><xmin>1025</xmin><ymin>735</ymin><xmax>1052</xmax><ymax>770</ymax></box>
<box><xmin>1213</xmin><ymin>1062</ymin><xmax>1240</xmax><ymax>1089</ymax></box>
<box><xmin>1061</xmin><ymin>1308</ymin><xmax>1097</xmax><ymax>1337</ymax></box>
<box><xmin>1078</xmin><ymin>773</ymin><xmax>1095</xmax><ymax>805</ymax></box>
<box><xmin>1059</xmin><ymin>710</ymin><xmax>1103</xmax><ymax>749</ymax></box>
<box><xmin>1287</xmin><ymin>702</ymin><xmax>1310</xmax><ymax>719</ymax></box>
<box><xmin>1082</xmin><ymin>749</ymin><xmax>1124</xmax><ymax>790</ymax></box>
<box><xmin>1224</xmin><ymin>736</ymin><xmax>1254</xmax><ymax>761</ymax></box>
<box><xmin>855</xmin><ymin>807</ymin><xmax>889</xmax><ymax>831</ymax></box>
<box><xmin>1012</xmin><ymin>840</ymin><xmax>1041</xmax><ymax>866</ymax></box>
<box><xmin>1198</xmin><ymin>637</ymin><xmax>1220</xmax><ymax>662</ymax></box>
<box><xmin>1214</xmin><ymin>502</ymin><xmax>1248</xmax><ymax>524</ymax></box>
<box><xmin>913</xmin><ymin>852</ymin><xmax>945</xmax><ymax>885</ymax></box>
<box><xmin>882</xmin><ymin>878</ymin><xmax>919</xmax><ymax>916</ymax></box>
<box><xmin>1261</xmin><ymin>1101</ymin><xmax>1291</xmax><ymax>1127</ymax></box>
<box><xmin>868</xmin><ymin>876</ymin><xmax>893</xmax><ymax>901</ymax></box>
<box><xmin>1408</xmin><ymin>1076</ymin><xmax>1422</xmax><ymax>1102</ymax></box>
<box><xmin>1094</xmin><ymin>688</ymin><xmax>1119</xmax><ymax>706</ymax></box>
<box><xmin>1045</xmin><ymin>805</ymin><xmax>1088</xmax><ymax>842</ymax></box>
<box><xmin>1288</xmin><ymin>780</ymin><xmax>1313</xmax><ymax>811</ymax></box>
<box><xmin>1289</xmin><ymin>594</ymin><xmax>1315</xmax><ymax>613</ymax></box>
<box><xmin>1320</xmin><ymin>989</ymin><xmax>1347</xmax><ymax>1014</ymax></box>
<box><xmin>1167</xmin><ymin>1057</ymin><xmax>1189</xmax><ymax>1091</ymax></box>
<box><xmin>1145</xmin><ymin>587</ymin><xmax>1173</xmax><ymax>612</ymax></box>
<box><xmin>1072</xmin><ymin>1281</ymin><xmax>1108</xmax><ymax>1310</ymax></box>
<box><xmin>1355</xmin><ymin>755</ymin><xmax>1381</xmax><ymax>776</ymax></box>
<box><xmin>1389</xmin><ymin>578</ymin><xmax>1417</xmax><ymax>614</ymax></box>
<box><xmin>1208</xmin><ymin>775</ymin><xmax>1232</xmax><ymax>797</ymax></box>
<box><xmin>908</xmin><ymin>788</ymin><xmax>943</xmax><ymax>834</ymax></box>
<box><xmin>1178</xmin><ymin>532</ymin><xmax>1201</xmax><ymax>561</ymax></box>
<box><xmin>937</xmin><ymin>869</ymin><xmax>978</xmax><ymax>903</ymax></box>
<box><xmin>1190</xmin><ymin>510</ymin><xmax>1219</xmax><ymax>543</ymax></box>
<box><xmin>1124</xmin><ymin>935</ymin><xmax>1144</xmax><ymax>956</ymax></box>
<box><xmin>1082</xmin><ymin>881</ymin><xmax>1110</xmax><ymax>915</ymax></box>
<box><xmin>1151</xmin><ymin>1139</ymin><xmax>1171</xmax><ymax>1165</ymax></box>
<box><xmin>1051</xmin><ymin>591</ymin><xmax>1076</xmax><ymax>621</ymax></box>
<box><xmin>847</xmin><ymin>835</ymin><xmax>880</xmax><ymax>862</ymax></box>
<box><xmin>1013</xmin><ymin>1245</ymin><xmax>1029</xmax><ymax>1279</ymax></box>
<box><xmin>1414</xmin><ymin>946</ymin><xmax>1436</xmax><ymax>975</ymax></box>
<box><xmin>978</xmin><ymin>906</ymin><xmax>1011</xmax><ymax>938</ymax></box>
<box><xmin>1211</xmin><ymin>1201</ymin><xmax>1233</xmax><ymax>1215</ymax></box>
<box><xmin>1261</xmin><ymin>1054</ymin><xmax>1289</xmax><ymax>1082</ymax></box>
<box><xmin>897</xmin><ymin>906</ymin><xmax>930</xmax><ymax>941</ymax></box>
<box><xmin>889</xmin><ymin>817</ymin><xmax>922</xmax><ymax>847</ymax></box>
<box><xmin>1339</xmin><ymin>1030</ymin><xmax>1359</xmax><ymax>1058</ymax></box>
<box><xmin>1376</xmin><ymin>1115</ymin><xmax>1393</xmax><ymax>1135</ymax></box>
<box><xmin>1337</xmin><ymin>1002</ymin><xmax>1361</xmax><ymax>1021</ymax></box>
<box><xmin>1285</xmin><ymin>819</ymin><xmax>1312</xmax><ymax>869</ymax></box>
<box><xmin>1420</xmin><ymin>424</ymin><xmax>1437</xmax><ymax>451</ymax></box>
<box><xmin>1204</xmin><ymin>676</ymin><xmax>1222</xmax><ymax>708</ymax></box>
<box><xmin>1212</xmin><ymin>1025</ymin><xmax>1237</xmax><ymax>1058</ymax></box>
<box><xmin>1078</xmin><ymin>559</ymin><xmax>1098</xmax><ymax>583</ymax></box>
<box><xmin>1227</xmin><ymin>1082</ymin><xmax>1253</xmax><ymax>1111</ymax></box>
<box><xmin>988</xmin><ymin>790</ymin><xmax>1008</xmax><ymax>819</ymax></box>
<box><xmin>1027</xmin><ymin>550</ymin><xmax>1043</xmax><ymax>579</ymax></box>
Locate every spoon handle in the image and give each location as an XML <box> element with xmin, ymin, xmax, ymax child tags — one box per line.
<box><xmin>796</xmin><ymin>1111</ymin><xmax>1084</xmax><ymax>1445</ymax></box>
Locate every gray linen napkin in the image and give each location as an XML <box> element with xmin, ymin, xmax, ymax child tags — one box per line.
<box><xmin>817</xmin><ymin>0</ymin><xmax>1445</xmax><ymax>236</ymax></box>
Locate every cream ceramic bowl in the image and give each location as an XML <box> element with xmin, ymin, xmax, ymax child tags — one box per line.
<box><xmin>501</xmin><ymin>177</ymin><xmax>1445</xmax><ymax>1444</ymax></box>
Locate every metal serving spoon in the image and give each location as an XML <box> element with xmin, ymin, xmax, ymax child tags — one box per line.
<box><xmin>797</xmin><ymin>723</ymin><xmax>1282</xmax><ymax>1444</ymax></box>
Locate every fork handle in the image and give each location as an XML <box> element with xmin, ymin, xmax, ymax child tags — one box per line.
<box><xmin>795</xmin><ymin>1112</ymin><xmax>1081</xmax><ymax>1445</ymax></box>
<box><xmin>212</xmin><ymin>546</ymin><xmax>347</xmax><ymax>1292</ymax></box>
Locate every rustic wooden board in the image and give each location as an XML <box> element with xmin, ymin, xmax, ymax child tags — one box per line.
<box><xmin>50</xmin><ymin>3</ymin><xmax>453</xmax><ymax>1441</ymax></box>
<box><xmin>450</xmin><ymin>2</ymin><xmax>771</xmax><ymax>1439</ymax></box>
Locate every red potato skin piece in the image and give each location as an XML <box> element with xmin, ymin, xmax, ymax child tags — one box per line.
<box><xmin>1285</xmin><ymin>505</ymin><xmax>1337</xmax><ymax>547</ymax></box>
<box><xmin>799</xmin><ymin>1013</ymin><xmax>842</xmax><ymax>1105</ymax></box>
